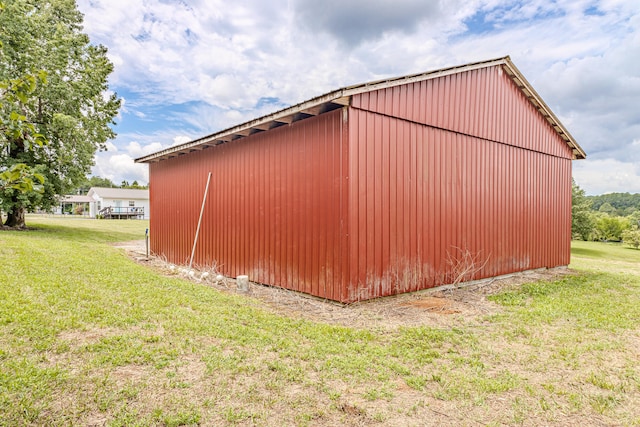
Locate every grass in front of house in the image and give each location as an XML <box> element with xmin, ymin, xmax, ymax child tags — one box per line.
<box><xmin>1</xmin><ymin>218</ymin><xmax>639</xmax><ymax>426</ymax></box>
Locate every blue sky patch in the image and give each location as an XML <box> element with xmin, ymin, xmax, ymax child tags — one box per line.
<box><xmin>463</xmin><ymin>11</ymin><xmax>495</xmax><ymax>34</ymax></box>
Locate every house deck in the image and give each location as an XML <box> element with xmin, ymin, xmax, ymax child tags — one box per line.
<box><xmin>99</xmin><ymin>206</ymin><xmax>145</xmax><ymax>219</ymax></box>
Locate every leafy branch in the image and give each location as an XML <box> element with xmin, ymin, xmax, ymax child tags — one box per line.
<box><xmin>0</xmin><ymin>163</ymin><xmax>44</xmax><ymax>193</ymax></box>
<box><xmin>0</xmin><ymin>71</ymin><xmax>48</xmax><ymax>198</ymax></box>
<box><xmin>0</xmin><ymin>72</ymin><xmax>48</xmax><ymax>150</ymax></box>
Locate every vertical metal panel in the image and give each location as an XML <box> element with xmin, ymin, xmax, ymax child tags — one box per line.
<box><xmin>149</xmin><ymin>109</ymin><xmax>348</xmax><ymax>300</ymax></box>
<box><xmin>356</xmin><ymin>65</ymin><xmax>573</xmax><ymax>160</ymax></box>
<box><xmin>340</xmin><ymin>63</ymin><xmax>573</xmax><ymax>301</ymax></box>
<box><xmin>345</xmin><ymin>103</ymin><xmax>572</xmax><ymax>301</ymax></box>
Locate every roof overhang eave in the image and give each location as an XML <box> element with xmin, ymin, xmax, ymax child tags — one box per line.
<box><xmin>136</xmin><ymin>56</ymin><xmax>586</xmax><ymax>163</ymax></box>
<box><xmin>135</xmin><ymin>92</ymin><xmax>351</xmax><ymax>164</ymax></box>
<box><xmin>501</xmin><ymin>58</ymin><xmax>586</xmax><ymax>160</ymax></box>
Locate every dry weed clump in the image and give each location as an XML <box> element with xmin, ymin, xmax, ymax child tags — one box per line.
<box><xmin>445</xmin><ymin>246</ymin><xmax>490</xmax><ymax>285</ymax></box>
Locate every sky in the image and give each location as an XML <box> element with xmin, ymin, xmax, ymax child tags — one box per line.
<box><xmin>76</xmin><ymin>0</ymin><xmax>639</xmax><ymax>195</ymax></box>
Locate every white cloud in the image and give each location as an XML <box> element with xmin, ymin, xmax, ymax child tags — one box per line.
<box><xmin>76</xmin><ymin>0</ymin><xmax>640</xmax><ymax>194</ymax></box>
<box><xmin>124</xmin><ymin>141</ymin><xmax>165</xmax><ymax>158</ymax></box>
<box><xmin>172</xmin><ymin>136</ymin><xmax>191</xmax><ymax>146</ymax></box>
<box><xmin>92</xmin><ymin>152</ymin><xmax>149</xmax><ymax>185</ymax></box>
<box><xmin>103</xmin><ymin>141</ymin><xmax>118</xmax><ymax>152</ymax></box>
<box><xmin>574</xmin><ymin>158</ymin><xmax>640</xmax><ymax>195</ymax></box>
<box><xmin>292</xmin><ymin>0</ymin><xmax>456</xmax><ymax>46</ymax></box>
<box><xmin>92</xmin><ymin>138</ymin><xmax>174</xmax><ymax>184</ymax></box>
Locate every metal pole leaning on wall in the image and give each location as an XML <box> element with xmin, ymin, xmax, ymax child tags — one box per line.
<box><xmin>189</xmin><ymin>172</ymin><xmax>212</xmax><ymax>271</ymax></box>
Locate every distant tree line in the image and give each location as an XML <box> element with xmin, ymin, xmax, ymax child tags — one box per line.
<box><xmin>588</xmin><ymin>192</ymin><xmax>640</xmax><ymax>216</ymax></box>
<box><xmin>74</xmin><ymin>176</ymin><xmax>148</xmax><ymax>194</ymax></box>
<box><xmin>572</xmin><ymin>180</ymin><xmax>640</xmax><ymax>248</ymax></box>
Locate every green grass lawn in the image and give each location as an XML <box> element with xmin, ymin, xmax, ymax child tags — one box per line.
<box><xmin>1</xmin><ymin>217</ymin><xmax>639</xmax><ymax>426</ymax></box>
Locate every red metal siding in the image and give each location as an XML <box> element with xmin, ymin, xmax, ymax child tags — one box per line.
<box><xmin>149</xmin><ymin>64</ymin><xmax>574</xmax><ymax>303</ymax></box>
<box><xmin>352</xmin><ymin>65</ymin><xmax>574</xmax><ymax>160</ymax></box>
<box><xmin>149</xmin><ymin>109</ymin><xmax>349</xmax><ymax>301</ymax></box>
<box><xmin>345</xmin><ymin>106</ymin><xmax>572</xmax><ymax>301</ymax></box>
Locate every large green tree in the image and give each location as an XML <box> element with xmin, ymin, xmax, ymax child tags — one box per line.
<box><xmin>0</xmin><ymin>0</ymin><xmax>120</xmax><ymax>228</ymax></box>
<box><xmin>622</xmin><ymin>226</ymin><xmax>640</xmax><ymax>249</ymax></box>
<box><xmin>594</xmin><ymin>215</ymin><xmax>628</xmax><ymax>242</ymax></box>
<box><xmin>571</xmin><ymin>179</ymin><xmax>594</xmax><ymax>240</ymax></box>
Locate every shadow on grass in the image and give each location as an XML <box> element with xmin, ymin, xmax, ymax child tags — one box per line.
<box><xmin>20</xmin><ymin>222</ymin><xmax>147</xmax><ymax>244</ymax></box>
<box><xmin>571</xmin><ymin>247</ymin><xmax>606</xmax><ymax>258</ymax></box>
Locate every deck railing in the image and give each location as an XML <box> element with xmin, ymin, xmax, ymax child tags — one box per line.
<box><xmin>99</xmin><ymin>206</ymin><xmax>145</xmax><ymax>219</ymax></box>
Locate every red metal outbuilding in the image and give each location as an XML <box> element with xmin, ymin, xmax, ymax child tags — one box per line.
<box><xmin>136</xmin><ymin>56</ymin><xmax>586</xmax><ymax>303</ymax></box>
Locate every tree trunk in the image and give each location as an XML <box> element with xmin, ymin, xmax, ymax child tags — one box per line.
<box><xmin>4</xmin><ymin>205</ymin><xmax>26</xmax><ymax>229</ymax></box>
<box><xmin>5</xmin><ymin>135</ymin><xmax>28</xmax><ymax>229</ymax></box>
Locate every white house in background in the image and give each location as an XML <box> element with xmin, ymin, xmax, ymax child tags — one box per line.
<box><xmin>57</xmin><ymin>194</ymin><xmax>94</xmax><ymax>216</ymax></box>
<box><xmin>87</xmin><ymin>187</ymin><xmax>150</xmax><ymax>219</ymax></box>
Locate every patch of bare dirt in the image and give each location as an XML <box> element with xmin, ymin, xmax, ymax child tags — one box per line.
<box><xmin>116</xmin><ymin>240</ymin><xmax>574</xmax><ymax>330</ymax></box>
<box><xmin>57</xmin><ymin>327</ymin><xmax>121</xmax><ymax>347</ymax></box>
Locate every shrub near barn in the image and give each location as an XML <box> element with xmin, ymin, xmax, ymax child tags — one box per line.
<box><xmin>622</xmin><ymin>226</ymin><xmax>640</xmax><ymax>249</ymax></box>
<box><xmin>571</xmin><ymin>181</ymin><xmax>640</xmax><ymax>243</ymax></box>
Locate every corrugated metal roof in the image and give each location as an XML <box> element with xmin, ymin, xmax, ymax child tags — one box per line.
<box><xmin>135</xmin><ymin>56</ymin><xmax>586</xmax><ymax>163</ymax></box>
<box><xmin>87</xmin><ymin>187</ymin><xmax>149</xmax><ymax>200</ymax></box>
